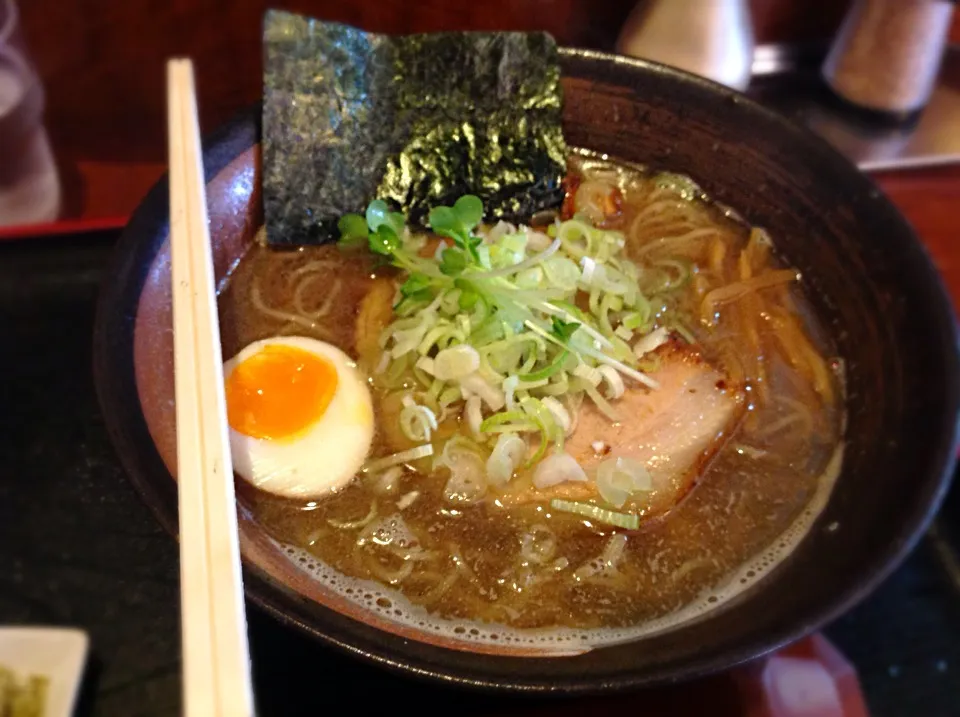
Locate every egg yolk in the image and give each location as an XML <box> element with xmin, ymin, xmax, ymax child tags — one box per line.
<box><xmin>225</xmin><ymin>345</ymin><xmax>338</xmax><ymax>440</ymax></box>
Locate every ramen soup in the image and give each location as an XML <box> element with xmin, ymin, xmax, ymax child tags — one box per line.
<box><xmin>218</xmin><ymin>154</ymin><xmax>844</xmax><ymax>642</ymax></box>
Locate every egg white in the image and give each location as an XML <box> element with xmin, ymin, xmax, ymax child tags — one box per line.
<box><xmin>223</xmin><ymin>336</ymin><xmax>374</xmax><ymax>499</ymax></box>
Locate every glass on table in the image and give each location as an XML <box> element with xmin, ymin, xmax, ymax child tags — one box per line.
<box><xmin>0</xmin><ymin>0</ymin><xmax>59</xmax><ymax>227</ymax></box>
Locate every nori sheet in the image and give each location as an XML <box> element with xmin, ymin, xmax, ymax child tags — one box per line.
<box><xmin>262</xmin><ymin>10</ymin><xmax>567</xmax><ymax>246</ymax></box>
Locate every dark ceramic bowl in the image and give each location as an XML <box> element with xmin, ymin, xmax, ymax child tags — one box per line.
<box><xmin>93</xmin><ymin>49</ymin><xmax>960</xmax><ymax>692</ymax></box>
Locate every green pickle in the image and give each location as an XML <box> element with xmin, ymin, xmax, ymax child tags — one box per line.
<box><xmin>0</xmin><ymin>667</ymin><xmax>49</xmax><ymax>717</ymax></box>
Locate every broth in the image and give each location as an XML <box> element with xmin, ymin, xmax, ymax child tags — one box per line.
<box><xmin>219</xmin><ymin>154</ymin><xmax>843</xmax><ymax>633</ymax></box>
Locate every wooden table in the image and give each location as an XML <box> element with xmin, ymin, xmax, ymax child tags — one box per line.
<box><xmin>872</xmin><ymin>165</ymin><xmax>960</xmax><ymax>314</ymax></box>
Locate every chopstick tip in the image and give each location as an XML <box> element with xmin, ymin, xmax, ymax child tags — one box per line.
<box><xmin>167</xmin><ymin>57</ymin><xmax>194</xmax><ymax>72</ymax></box>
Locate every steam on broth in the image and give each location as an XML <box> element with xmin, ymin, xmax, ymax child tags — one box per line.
<box><xmin>219</xmin><ymin>154</ymin><xmax>843</xmax><ymax>633</ymax></box>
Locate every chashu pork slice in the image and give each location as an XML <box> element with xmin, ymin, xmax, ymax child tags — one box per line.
<box><xmin>494</xmin><ymin>344</ymin><xmax>745</xmax><ymax>517</ymax></box>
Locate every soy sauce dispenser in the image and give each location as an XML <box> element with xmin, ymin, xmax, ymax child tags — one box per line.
<box><xmin>615</xmin><ymin>0</ymin><xmax>755</xmax><ymax>92</ymax></box>
<box><xmin>822</xmin><ymin>0</ymin><xmax>956</xmax><ymax>118</ymax></box>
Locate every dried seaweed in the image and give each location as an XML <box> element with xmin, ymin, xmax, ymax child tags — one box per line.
<box><xmin>262</xmin><ymin>10</ymin><xmax>567</xmax><ymax>245</ymax></box>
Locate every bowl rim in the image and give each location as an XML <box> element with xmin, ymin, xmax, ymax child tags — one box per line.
<box><xmin>93</xmin><ymin>46</ymin><xmax>960</xmax><ymax>693</ymax></box>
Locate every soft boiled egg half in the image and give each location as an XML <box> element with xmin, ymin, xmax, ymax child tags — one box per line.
<box><xmin>223</xmin><ymin>336</ymin><xmax>374</xmax><ymax>499</ymax></box>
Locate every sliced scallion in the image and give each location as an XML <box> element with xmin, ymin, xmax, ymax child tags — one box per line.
<box><xmin>518</xmin><ymin>349</ymin><xmax>569</xmax><ymax>382</ymax></box>
<box><xmin>549</xmin><ymin>499</ymin><xmax>640</xmax><ymax>530</ymax></box>
<box><xmin>343</xmin><ymin>194</ymin><xmax>703</xmax><ymax>489</ymax></box>
<box><xmin>362</xmin><ymin>444</ymin><xmax>434</xmax><ymax>473</ymax></box>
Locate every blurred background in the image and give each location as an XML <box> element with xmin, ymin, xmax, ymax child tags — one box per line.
<box><xmin>10</xmin><ymin>0</ymin><xmax>959</xmax><ymax>225</ymax></box>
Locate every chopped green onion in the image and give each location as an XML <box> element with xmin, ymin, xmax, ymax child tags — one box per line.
<box><xmin>438</xmin><ymin>386</ymin><xmax>462</xmax><ymax>407</ymax></box>
<box><xmin>433</xmin><ymin>344</ymin><xmax>480</xmax><ymax>381</ymax></box>
<box><xmin>537</xmin><ymin>375</ymin><xmax>571</xmax><ymax>396</ymax></box>
<box><xmin>518</xmin><ymin>349</ymin><xmax>569</xmax><ymax>382</ymax></box>
<box><xmin>418</xmin><ymin>323</ymin><xmax>465</xmax><ymax>356</ymax></box>
<box><xmin>469</xmin><ymin>315</ymin><xmax>505</xmax><ymax>346</ymax></box>
<box><xmin>542</xmin><ymin>256</ymin><xmax>581</xmax><ymax>291</ymax></box>
<box><xmin>427</xmin><ymin>378</ymin><xmax>444</xmax><ymax>402</ymax></box>
<box><xmin>394</xmin><ymin>294</ymin><xmax>430</xmax><ymax>317</ymax></box>
<box><xmin>550</xmin><ymin>316</ymin><xmax>581</xmax><ymax>342</ymax></box>
<box><xmin>411</xmin><ymin>364</ymin><xmax>434</xmax><ymax>388</ymax></box>
<box><xmin>515</xmin><ymin>267</ymin><xmax>544</xmax><ymax>289</ymax></box>
<box><xmin>338</xmin><ymin>194</ymin><xmax>708</xmax><ymax>491</ymax></box>
<box><xmin>480</xmin><ymin>238</ymin><xmax>561</xmax><ymax>279</ymax></box>
<box><xmin>614</xmin><ymin>324</ymin><xmax>633</xmax><ymax>341</ymax></box>
<box><xmin>479</xmin><ymin>410</ymin><xmax>535</xmax><ymax>433</ymax></box>
<box><xmin>578</xmin><ymin>377</ymin><xmax>619</xmax><ymax>421</ymax></box>
<box><xmin>634</xmin><ymin>326</ymin><xmax>670</xmax><ymax>358</ymax></box>
<box><xmin>551</xmin><ymin>300</ymin><xmax>588</xmax><ymax>324</ymax></box>
<box><xmin>482</xmin><ymin>422</ymin><xmax>539</xmax><ymax>435</ymax></box>
<box><xmin>542</xmin><ymin>301</ymin><xmax>613</xmax><ymax>349</ymax></box>
<box><xmin>518</xmin><ymin>401</ymin><xmax>551</xmax><ymax>464</ymax></box>
<box><xmin>521</xmin><ymin>396</ymin><xmax>562</xmax><ymax>454</ymax></box>
<box><xmin>379</xmin><ymin>353</ymin><xmax>412</xmax><ymax>388</ymax></box>
<box><xmin>573</xmin><ymin>362</ymin><xmax>602</xmax><ymax>387</ymax></box>
<box><xmin>549</xmin><ymin>499</ymin><xmax>640</xmax><ymax>530</ymax></box>
<box><xmin>578</xmin><ymin>342</ymin><xmax>659</xmax><ymax>390</ymax></box>
<box><xmin>622</xmin><ymin>308</ymin><xmax>647</xmax><ymax>331</ymax></box>
<box><xmin>588</xmin><ymin>286</ymin><xmax>602</xmax><ymax>315</ymax></box>
<box><xmin>637</xmin><ymin>353</ymin><xmax>662</xmax><ymax>373</ymax></box>
<box><xmin>609</xmin><ymin>334</ymin><xmax>636</xmax><ymax>364</ymax></box>
<box><xmin>523</xmin><ymin>318</ymin><xmax>568</xmax><ymax>351</ymax></box>
<box><xmin>669</xmin><ymin>321</ymin><xmax>696</xmax><ymax>344</ymax></box>
<box><xmin>399</xmin><ymin>398</ymin><xmax>438</xmax><ymax>442</ymax></box>
<box><xmin>363</xmin><ymin>444</ymin><xmax>434</xmax><ymax>473</ymax></box>
<box><xmin>556</xmin><ymin>219</ymin><xmax>592</xmax><ymax>258</ymax></box>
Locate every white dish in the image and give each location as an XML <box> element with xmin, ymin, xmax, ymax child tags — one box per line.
<box><xmin>0</xmin><ymin>627</ymin><xmax>88</xmax><ymax>717</ymax></box>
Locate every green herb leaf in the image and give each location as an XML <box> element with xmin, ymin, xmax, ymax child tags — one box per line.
<box><xmin>463</xmin><ymin>233</ymin><xmax>484</xmax><ymax>262</ymax></box>
<box><xmin>550</xmin><ymin>317</ymin><xmax>581</xmax><ymax>343</ymax></box>
<box><xmin>365</xmin><ymin>201</ymin><xmax>405</xmax><ymax>235</ymax></box>
<box><xmin>439</xmin><ymin>247</ymin><xmax>468</xmax><ymax>276</ymax></box>
<box><xmin>474</xmin><ymin>243</ymin><xmax>491</xmax><ymax>269</ymax></box>
<box><xmin>400</xmin><ymin>273</ymin><xmax>432</xmax><ymax>297</ymax></box>
<box><xmin>365</xmin><ymin>200</ymin><xmax>391</xmax><ymax>232</ymax></box>
<box><xmin>369</xmin><ymin>224</ymin><xmax>402</xmax><ymax>256</ymax></box>
<box><xmin>552</xmin><ymin>300</ymin><xmax>588</xmax><ymax>324</ymax></box>
<box><xmin>428</xmin><ymin>206</ymin><xmax>460</xmax><ymax>238</ymax></box>
<box><xmin>429</xmin><ymin>197</ymin><xmax>485</xmax><ymax>254</ymax></box>
<box><xmin>337</xmin><ymin>213</ymin><xmax>369</xmax><ymax>246</ymax></box>
<box><xmin>394</xmin><ymin>292</ymin><xmax>432</xmax><ymax>313</ymax></box>
<box><xmin>390</xmin><ymin>212</ymin><xmax>405</xmax><ymax>231</ymax></box>
<box><xmin>458</xmin><ymin>288</ymin><xmax>480</xmax><ymax>310</ymax></box>
<box><xmin>453</xmin><ymin>195</ymin><xmax>483</xmax><ymax>230</ymax></box>
<box><xmin>518</xmin><ymin>349</ymin><xmax>569</xmax><ymax>382</ymax></box>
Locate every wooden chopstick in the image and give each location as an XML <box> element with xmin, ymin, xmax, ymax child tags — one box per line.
<box><xmin>167</xmin><ymin>58</ymin><xmax>255</xmax><ymax>717</ymax></box>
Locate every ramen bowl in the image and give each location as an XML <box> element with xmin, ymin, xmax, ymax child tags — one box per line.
<box><xmin>93</xmin><ymin>49</ymin><xmax>960</xmax><ymax>692</ymax></box>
